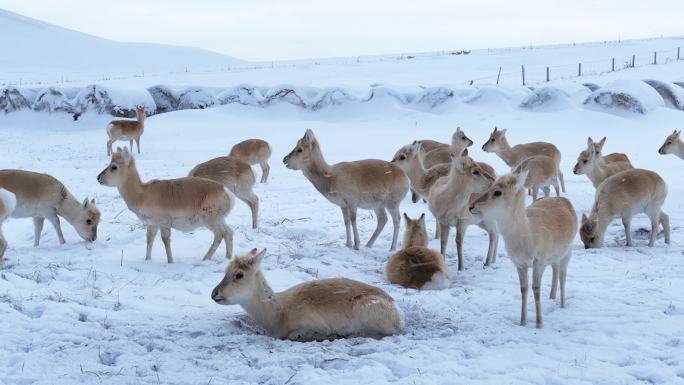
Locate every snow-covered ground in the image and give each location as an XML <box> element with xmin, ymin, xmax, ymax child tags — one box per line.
<box><xmin>1</xmin><ymin>92</ymin><xmax>684</xmax><ymax>384</ymax></box>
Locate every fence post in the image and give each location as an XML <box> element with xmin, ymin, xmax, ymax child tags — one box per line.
<box><xmin>653</xmin><ymin>51</ymin><xmax>657</xmax><ymax>65</ymax></box>
<box><xmin>496</xmin><ymin>66</ymin><xmax>502</xmax><ymax>85</ymax></box>
<box><xmin>611</xmin><ymin>58</ymin><xmax>615</xmax><ymax>72</ymax></box>
<box><xmin>578</xmin><ymin>63</ymin><xmax>582</xmax><ymax>76</ymax></box>
<box><xmin>521</xmin><ymin>65</ymin><xmax>525</xmax><ymax>86</ymax></box>
<box><xmin>546</xmin><ymin>67</ymin><xmax>550</xmax><ymax>82</ymax></box>
<box><xmin>678</xmin><ymin>47</ymin><xmax>681</xmax><ymax>60</ymax></box>
<box><xmin>632</xmin><ymin>55</ymin><xmax>635</xmax><ymax>68</ymax></box>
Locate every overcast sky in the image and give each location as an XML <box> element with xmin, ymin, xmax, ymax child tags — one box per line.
<box><xmin>2</xmin><ymin>0</ymin><xmax>683</xmax><ymax>61</ymax></box>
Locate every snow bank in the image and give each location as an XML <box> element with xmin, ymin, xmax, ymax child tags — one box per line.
<box><xmin>32</xmin><ymin>87</ymin><xmax>74</xmax><ymax>113</ymax></box>
<box><xmin>72</xmin><ymin>85</ymin><xmax>155</xmax><ymax>117</ymax></box>
<box><xmin>519</xmin><ymin>83</ymin><xmax>591</xmax><ymax>111</ymax></box>
<box><xmin>462</xmin><ymin>86</ymin><xmax>531</xmax><ymax>108</ymax></box>
<box><xmin>583</xmin><ymin>79</ymin><xmax>665</xmax><ymax>114</ymax></box>
<box><xmin>178</xmin><ymin>86</ymin><xmax>217</xmax><ymax>110</ymax></box>
<box><xmin>147</xmin><ymin>85</ymin><xmax>181</xmax><ymax>113</ymax></box>
<box><xmin>0</xmin><ymin>86</ymin><xmax>32</xmax><ymax>113</ymax></box>
<box><xmin>643</xmin><ymin>79</ymin><xmax>684</xmax><ymax>110</ymax></box>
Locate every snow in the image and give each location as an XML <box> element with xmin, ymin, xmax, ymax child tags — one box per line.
<box><xmin>584</xmin><ymin>79</ymin><xmax>666</xmax><ymax>114</ymax></box>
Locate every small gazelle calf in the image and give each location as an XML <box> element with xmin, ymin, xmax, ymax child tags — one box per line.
<box><xmin>189</xmin><ymin>156</ymin><xmax>259</xmax><ymax>229</ymax></box>
<box><xmin>470</xmin><ymin>171</ymin><xmax>577</xmax><ymax>328</ymax></box>
<box><xmin>580</xmin><ymin>168</ymin><xmax>670</xmax><ymax>248</ymax></box>
<box><xmin>392</xmin><ymin>140</ymin><xmax>449</xmax><ymax>203</ymax></box>
<box><xmin>98</xmin><ymin>148</ymin><xmax>234</xmax><ymax>263</ymax></box>
<box><xmin>658</xmin><ymin>130</ymin><xmax>684</xmax><ymax>160</ymax></box>
<box><xmin>229</xmin><ymin>139</ymin><xmax>272</xmax><ymax>183</ymax></box>
<box><xmin>573</xmin><ymin>137</ymin><xmax>632</xmax><ymax>188</ymax></box>
<box><xmin>513</xmin><ymin>155</ymin><xmax>560</xmax><ymax>200</ymax></box>
<box><xmin>0</xmin><ymin>188</ymin><xmax>17</xmax><ymax>258</ymax></box>
<box><xmin>106</xmin><ymin>106</ymin><xmax>146</xmax><ymax>156</ymax></box>
<box><xmin>386</xmin><ymin>213</ymin><xmax>450</xmax><ymax>290</ymax></box>
<box><xmin>482</xmin><ymin>127</ymin><xmax>565</xmax><ymax>192</ymax></box>
<box><xmin>211</xmin><ymin>248</ymin><xmax>403</xmax><ymax>341</ymax></box>
<box><xmin>0</xmin><ymin>170</ymin><xmax>100</xmax><ymax>246</ymax></box>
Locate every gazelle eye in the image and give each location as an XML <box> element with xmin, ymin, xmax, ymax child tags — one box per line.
<box><xmin>86</xmin><ymin>219</ymin><xmax>92</xmax><ymax>225</ymax></box>
<box><xmin>668</xmin><ymin>141</ymin><xmax>672</xmax><ymax>144</ymax></box>
<box><xmin>296</xmin><ymin>148</ymin><xmax>303</xmax><ymax>153</ymax></box>
<box><xmin>111</xmin><ymin>165</ymin><xmax>118</xmax><ymax>171</ymax></box>
<box><xmin>493</xmin><ymin>190</ymin><xmax>502</xmax><ymax>197</ymax></box>
<box><xmin>235</xmin><ymin>272</ymin><xmax>244</xmax><ymax>280</ymax></box>
<box><xmin>399</xmin><ymin>155</ymin><xmax>406</xmax><ymax>160</ymax></box>
<box><xmin>583</xmin><ymin>160</ymin><xmax>587</xmax><ymax>163</ymax></box>
<box><xmin>491</xmin><ymin>139</ymin><xmax>495</xmax><ymax>143</ymax></box>
<box><xmin>589</xmin><ymin>237</ymin><xmax>595</xmax><ymax>242</ymax></box>
<box><xmin>473</xmin><ymin>170</ymin><xmax>480</xmax><ymax>175</ymax></box>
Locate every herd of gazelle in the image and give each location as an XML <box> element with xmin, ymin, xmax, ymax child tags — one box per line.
<box><xmin>0</xmin><ymin>111</ymin><xmax>680</xmax><ymax>340</ymax></box>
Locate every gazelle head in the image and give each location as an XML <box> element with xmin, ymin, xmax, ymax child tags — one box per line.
<box><xmin>97</xmin><ymin>147</ymin><xmax>134</xmax><ymax>188</ymax></box>
<box><xmin>452</xmin><ymin>155</ymin><xmax>495</xmax><ymax>191</ymax></box>
<box><xmin>579</xmin><ymin>213</ymin><xmax>602</xmax><ymax>249</ymax></box>
<box><xmin>283</xmin><ymin>129</ymin><xmax>319</xmax><ymax>170</ymax></box>
<box><xmin>469</xmin><ymin>170</ymin><xmax>528</xmax><ymax>218</ymax></box>
<box><xmin>573</xmin><ymin>137</ymin><xmax>605</xmax><ymax>175</ymax></box>
<box><xmin>74</xmin><ymin>198</ymin><xmax>100</xmax><ymax>242</ymax></box>
<box><xmin>451</xmin><ymin>127</ymin><xmax>473</xmax><ymax>150</ymax></box>
<box><xmin>211</xmin><ymin>248</ymin><xmax>267</xmax><ymax>305</ymax></box>
<box><xmin>658</xmin><ymin>130</ymin><xmax>681</xmax><ymax>155</ymax></box>
<box><xmin>482</xmin><ymin>126</ymin><xmax>507</xmax><ymax>152</ymax></box>
<box><xmin>402</xmin><ymin>213</ymin><xmax>427</xmax><ymax>248</ymax></box>
<box><xmin>135</xmin><ymin>106</ymin><xmax>146</xmax><ymax>119</ymax></box>
<box><xmin>390</xmin><ymin>144</ymin><xmax>416</xmax><ymax>171</ymax></box>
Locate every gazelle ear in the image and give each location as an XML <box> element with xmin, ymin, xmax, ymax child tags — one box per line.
<box><xmin>587</xmin><ymin>137</ymin><xmax>594</xmax><ymax>147</ymax></box>
<box><xmin>403</xmin><ymin>212</ymin><xmax>410</xmax><ymax>222</ymax></box>
<box><xmin>254</xmin><ymin>248</ymin><xmax>267</xmax><ymax>265</ymax></box>
<box><xmin>90</xmin><ymin>198</ymin><xmax>96</xmax><ymax>204</ymax></box>
<box><xmin>597</xmin><ymin>137</ymin><xmax>606</xmax><ymax>151</ymax></box>
<box><xmin>500</xmin><ymin>128</ymin><xmax>507</xmax><ymax>135</ymax></box>
<box><xmin>83</xmin><ymin>198</ymin><xmax>89</xmax><ymax>208</ymax></box>
<box><xmin>493</xmin><ymin>126</ymin><xmax>498</xmax><ymax>133</ymax></box>
<box><xmin>581</xmin><ymin>213</ymin><xmax>588</xmax><ymax>222</ymax></box>
<box><xmin>122</xmin><ymin>147</ymin><xmax>131</xmax><ymax>163</ymax></box>
<box><xmin>418</xmin><ymin>213</ymin><xmax>426</xmax><ymax>228</ymax></box>
<box><xmin>676</xmin><ymin>130</ymin><xmax>682</xmax><ymax>137</ymax></box>
<box><xmin>303</xmin><ymin>129</ymin><xmax>315</xmax><ymax>143</ymax></box>
<box><xmin>515</xmin><ymin>170</ymin><xmax>529</xmax><ymax>189</ymax></box>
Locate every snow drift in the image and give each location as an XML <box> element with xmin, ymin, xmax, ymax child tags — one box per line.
<box><xmin>643</xmin><ymin>79</ymin><xmax>684</xmax><ymax>110</ymax></box>
<box><xmin>583</xmin><ymin>79</ymin><xmax>665</xmax><ymax>114</ymax></box>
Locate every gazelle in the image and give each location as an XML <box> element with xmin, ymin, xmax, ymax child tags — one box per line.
<box><xmin>0</xmin><ymin>188</ymin><xmax>16</xmax><ymax>258</ymax></box>
<box><xmin>658</xmin><ymin>130</ymin><xmax>684</xmax><ymax>160</ymax></box>
<box><xmin>189</xmin><ymin>156</ymin><xmax>259</xmax><ymax>229</ymax></box>
<box><xmin>391</xmin><ymin>142</ymin><xmax>450</xmax><ymax>202</ymax></box>
<box><xmin>211</xmin><ymin>248</ymin><xmax>403</xmax><ymax>341</ymax></box>
<box><xmin>470</xmin><ymin>171</ymin><xmax>577</xmax><ymax>328</ymax></box>
<box><xmin>579</xmin><ymin>168</ymin><xmax>670</xmax><ymax>248</ymax></box>
<box><xmin>392</xmin><ymin>140</ymin><xmax>449</xmax><ymax>202</ymax></box>
<box><xmin>428</xmin><ymin>155</ymin><xmax>498</xmax><ymax>270</ymax></box>
<box><xmin>106</xmin><ymin>106</ymin><xmax>146</xmax><ymax>155</ymax></box>
<box><xmin>229</xmin><ymin>139</ymin><xmax>272</xmax><ymax>183</ymax></box>
<box><xmin>0</xmin><ymin>170</ymin><xmax>100</xmax><ymax>246</ymax></box>
<box><xmin>513</xmin><ymin>155</ymin><xmax>560</xmax><ymax>200</ymax></box>
<box><xmin>573</xmin><ymin>137</ymin><xmax>633</xmax><ymax>187</ymax></box>
<box><xmin>482</xmin><ymin>127</ymin><xmax>565</xmax><ymax>192</ymax></box>
<box><xmin>386</xmin><ymin>213</ymin><xmax>450</xmax><ymax>290</ymax></box>
<box><xmin>97</xmin><ymin>148</ymin><xmax>234</xmax><ymax>263</ymax></box>
<box><xmin>284</xmin><ymin>129</ymin><xmax>409</xmax><ymax>251</ymax></box>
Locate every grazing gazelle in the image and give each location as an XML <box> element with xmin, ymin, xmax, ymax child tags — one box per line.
<box><xmin>189</xmin><ymin>156</ymin><xmax>259</xmax><ymax>229</ymax></box>
<box><xmin>0</xmin><ymin>188</ymin><xmax>16</xmax><ymax>258</ymax></box>
<box><xmin>229</xmin><ymin>139</ymin><xmax>272</xmax><ymax>183</ymax></box>
<box><xmin>658</xmin><ymin>130</ymin><xmax>684</xmax><ymax>160</ymax></box>
<box><xmin>573</xmin><ymin>137</ymin><xmax>632</xmax><ymax>188</ymax></box>
<box><xmin>470</xmin><ymin>171</ymin><xmax>577</xmax><ymax>328</ymax></box>
<box><xmin>97</xmin><ymin>147</ymin><xmax>233</xmax><ymax>263</ymax></box>
<box><xmin>0</xmin><ymin>170</ymin><xmax>100</xmax><ymax>246</ymax></box>
<box><xmin>106</xmin><ymin>106</ymin><xmax>146</xmax><ymax>155</ymax></box>
<box><xmin>579</xmin><ymin>168</ymin><xmax>670</xmax><ymax>249</ymax></box>
<box><xmin>482</xmin><ymin>127</ymin><xmax>565</xmax><ymax>192</ymax></box>
<box><xmin>211</xmin><ymin>248</ymin><xmax>403</xmax><ymax>341</ymax></box>
<box><xmin>284</xmin><ymin>129</ymin><xmax>409</xmax><ymax>251</ymax></box>
<box><xmin>386</xmin><ymin>213</ymin><xmax>450</xmax><ymax>290</ymax></box>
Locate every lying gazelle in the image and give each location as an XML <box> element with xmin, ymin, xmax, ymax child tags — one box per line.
<box><xmin>0</xmin><ymin>188</ymin><xmax>16</xmax><ymax>258</ymax></box>
<box><xmin>189</xmin><ymin>156</ymin><xmax>259</xmax><ymax>229</ymax></box>
<box><xmin>573</xmin><ymin>137</ymin><xmax>632</xmax><ymax>187</ymax></box>
<box><xmin>482</xmin><ymin>127</ymin><xmax>565</xmax><ymax>192</ymax></box>
<box><xmin>386</xmin><ymin>213</ymin><xmax>450</xmax><ymax>290</ymax></box>
<box><xmin>513</xmin><ymin>155</ymin><xmax>560</xmax><ymax>200</ymax></box>
<box><xmin>470</xmin><ymin>171</ymin><xmax>577</xmax><ymax>328</ymax></box>
<box><xmin>0</xmin><ymin>170</ymin><xmax>100</xmax><ymax>246</ymax></box>
<box><xmin>106</xmin><ymin>106</ymin><xmax>146</xmax><ymax>156</ymax></box>
<box><xmin>97</xmin><ymin>147</ymin><xmax>234</xmax><ymax>263</ymax></box>
<box><xmin>284</xmin><ymin>129</ymin><xmax>409</xmax><ymax>251</ymax></box>
<box><xmin>580</xmin><ymin>168</ymin><xmax>670</xmax><ymax>248</ymax></box>
<box><xmin>428</xmin><ymin>155</ymin><xmax>498</xmax><ymax>270</ymax></box>
<box><xmin>229</xmin><ymin>139</ymin><xmax>272</xmax><ymax>183</ymax></box>
<box><xmin>658</xmin><ymin>130</ymin><xmax>684</xmax><ymax>160</ymax></box>
<box><xmin>211</xmin><ymin>248</ymin><xmax>403</xmax><ymax>341</ymax></box>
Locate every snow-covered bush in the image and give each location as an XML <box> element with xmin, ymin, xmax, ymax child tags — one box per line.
<box><xmin>643</xmin><ymin>79</ymin><xmax>684</xmax><ymax>110</ymax></box>
<box><xmin>32</xmin><ymin>87</ymin><xmax>73</xmax><ymax>113</ymax></box>
<box><xmin>178</xmin><ymin>87</ymin><xmax>217</xmax><ymax>109</ymax></box>
<box><xmin>519</xmin><ymin>83</ymin><xmax>590</xmax><ymax>111</ymax></box>
<box><xmin>262</xmin><ymin>85</ymin><xmax>308</xmax><ymax>108</ymax></box>
<box><xmin>148</xmin><ymin>85</ymin><xmax>180</xmax><ymax>113</ymax></box>
<box><xmin>413</xmin><ymin>87</ymin><xmax>455</xmax><ymax>108</ymax></box>
<box><xmin>217</xmin><ymin>85</ymin><xmax>265</xmax><ymax>106</ymax></box>
<box><xmin>309</xmin><ymin>87</ymin><xmax>355</xmax><ymax>110</ymax></box>
<box><xmin>584</xmin><ymin>80</ymin><xmax>665</xmax><ymax>114</ymax></box>
<box><xmin>364</xmin><ymin>86</ymin><xmax>410</xmax><ymax>104</ymax></box>
<box><xmin>0</xmin><ymin>87</ymin><xmax>31</xmax><ymax>113</ymax></box>
<box><xmin>72</xmin><ymin>85</ymin><xmax>155</xmax><ymax>117</ymax></box>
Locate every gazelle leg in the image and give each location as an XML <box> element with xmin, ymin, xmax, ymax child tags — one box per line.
<box><xmin>516</xmin><ymin>266</ymin><xmax>529</xmax><ymax>326</ymax></box>
<box><xmin>33</xmin><ymin>217</ymin><xmax>45</xmax><ymax>246</ymax></box>
<box><xmin>366</xmin><ymin>208</ymin><xmax>387</xmax><ymax>249</ymax></box>
<box><xmin>160</xmin><ymin>227</ymin><xmax>173</xmax><ymax>263</ymax></box>
<box><xmin>145</xmin><ymin>225</ymin><xmax>159</xmax><ymax>260</ymax></box>
<box><xmin>532</xmin><ymin>260</ymin><xmax>546</xmax><ymax>328</ymax></box>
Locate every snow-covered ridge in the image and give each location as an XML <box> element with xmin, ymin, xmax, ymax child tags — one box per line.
<box><xmin>2</xmin><ymin>80</ymin><xmax>684</xmax><ymax>117</ymax></box>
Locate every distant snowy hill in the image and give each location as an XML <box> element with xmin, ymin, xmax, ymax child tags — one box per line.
<box><xmin>0</xmin><ymin>8</ymin><xmax>243</xmax><ymax>79</ymax></box>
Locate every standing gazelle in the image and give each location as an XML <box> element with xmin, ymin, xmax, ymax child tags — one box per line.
<box><xmin>229</xmin><ymin>139</ymin><xmax>272</xmax><ymax>183</ymax></box>
<box><xmin>0</xmin><ymin>188</ymin><xmax>16</xmax><ymax>258</ymax></box>
<box><xmin>211</xmin><ymin>248</ymin><xmax>403</xmax><ymax>341</ymax></box>
<box><xmin>106</xmin><ymin>106</ymin><xmax>146</xmax><ymax>155</ymax></box>
<box><xmin>284</xmin><ymin>129</ymin><xmax>409</xmax><ymax>251</ymax></box>
<box><xmin>573</xmin><ymin>137</ymin><xmax>632</xmax><ymax>188</ymax></box>
<box><xmin>97</xmin><ymin>148</ymin><xmax>234</xmax><ymax>263</ymax></box>
<box><xmin>470</xmin><ymin>171</ymin><xmax>577</xmax><ymax>328</ymax></box>
<box><xmin>658</xmin><ymin>130</ymin><xmax>684</xmax><ymax>160</ymax></box>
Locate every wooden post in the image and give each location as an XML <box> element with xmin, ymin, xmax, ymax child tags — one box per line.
<box><xmin>546</xmin><ymin>67</ymin><xmax>550</xmax><ymax>82</ymax></box>
<box><xmin>496</xmin><ymin>66</ymin><xmax>502</xmax><ymax>84</ymax></box>
<box><xmin>653</xmin><ymin>51</ymin><xmax>657</xmax><ymax>65</ymax></box>
<box><xmin>611</xmin><ymin>58</ymin><xmax>615</xmax><ymax>72</ymax></box>
<box><xmin>632</xmin><ymin>55</ymin><xmax>635</xmax><ymax>68</ymax></box>
<box><xmin>578</xmin><ymin>63</ymin><xmax>582</xmax><ymax>76</ymax></box>
<box><xmin>678</xmin><ymin>47</ymin><xmax>681</xmax><ymax>60</ymax></box>
<box><xmin>521</xmin><ymin>65</ymin><xmax>525</xmax><ymax>86</ymax></box>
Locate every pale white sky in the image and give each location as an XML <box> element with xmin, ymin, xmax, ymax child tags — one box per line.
<box><xmin>1</xmin><ymin>0</ymin><xmax>683</xmax><ymax>61</ymax></box>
